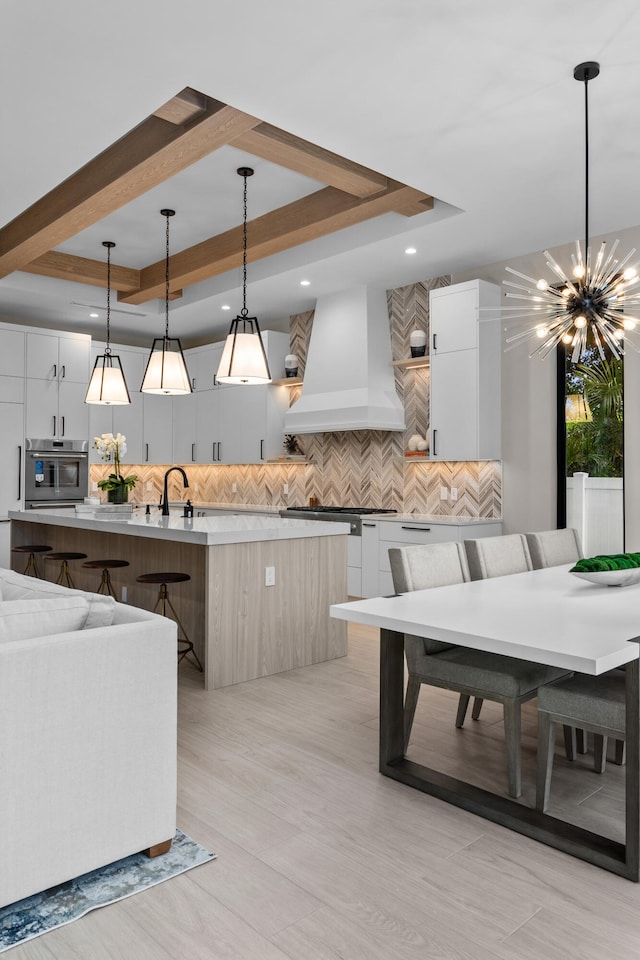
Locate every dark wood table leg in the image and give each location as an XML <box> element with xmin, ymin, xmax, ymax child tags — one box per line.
<box><xmin>379</xmin><ymin>628</ymin><xmax>405</xmax><ymax>770</ymax></box>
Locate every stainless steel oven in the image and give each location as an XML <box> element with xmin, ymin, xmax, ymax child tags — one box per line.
<box><xmin>24</xmin><ymin>438</ymin><xmax>89</xmax><ymax>508</ymax></box>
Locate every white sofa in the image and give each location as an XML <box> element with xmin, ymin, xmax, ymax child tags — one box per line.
<box><xmin>0</xmin><ymin>568</ymin><xmax>177</xmax><ymax>909</ymax></box>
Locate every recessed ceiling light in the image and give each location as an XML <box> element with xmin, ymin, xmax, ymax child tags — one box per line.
<box><xmin>221</xmin><ymin>304</ymin><xmax>231</xmax><ymax>310</ymax></box>
<box><xmin>300</xmin><ymin>279</ymin><xmax>311</xmax><ymax>286</ymax></box>
<box><xmin>405</xmin><ymin>247</ymin><xmax>417</xmax><ymax>255</ymax></box>
<box><xmin>89</xmin><ymin>312</ymin><xmax>99</xmax><ymax>318</ymax></box>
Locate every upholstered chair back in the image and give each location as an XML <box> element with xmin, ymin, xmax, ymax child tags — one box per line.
<box><xmin>525</xmin><ymin>528</ymin><xmax>583</xmax><ymax>570</ymax></box>
<box><xmin>388</xmin><ymin>541</ymin><xmax>470</xmax><ymax>661</ymax></box>
<box><xmin>464</xmin><ymin>534</ymin><xmax>533</xmax><ymax>581</ymax></box>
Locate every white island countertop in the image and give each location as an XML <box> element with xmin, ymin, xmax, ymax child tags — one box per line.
<box><xmin>9</xmin><ymin>509</ymin><xmax>350</xmax><ymax>546</ymax></box>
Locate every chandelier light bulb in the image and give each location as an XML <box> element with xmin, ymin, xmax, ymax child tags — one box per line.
<box><xmin>572</xmin><ymin>264</ymin><xmax>585</xmax><ymax>279</ymax></box>
<box><xmin>574</xmin><ymin>315</ymin><xmax>587</xmax><ymax>329</ymax></box>
<box><xmin>536</xmin><ymin>325</ymin><xmax>548</xmax><ymax>338</ymax></box>
<box><xmin>536</xmin><ymin>279</ymin><xmax>548</xmax><ymax>291</ymax></box>
<box><xmin>624</xmin><ymin>267</ymin><xmax>638</xmax><ymax>280</ymax></box>
<box><xmin>623</xmin><ymin>318</ymin><xmax>637</xmax><ymax>331</ymax></box>
<box><xmin>614</xmin><ymin>329</ymin><xmax>625</xmax><ymax>340</ymax></box>
<box><xmin>562</xmin><ymin>333</ymin><xmax>574</xmax><ymax>344</ymax></box>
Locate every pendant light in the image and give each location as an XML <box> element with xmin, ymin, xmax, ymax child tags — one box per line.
<box><xmin>502</xmin><ymin>62</ymin><xmax>640</xmax><ymax>361</ymax></box>
<box><xmin>85</xmin><ymin>242</ymin><xmax>131</xmax><ymax>405</ymax></box>
<box><xmin>216</xmin><ymin>167</ymin><xmax>271</xmax><ymax>384</ymax></box>
<box><xmin>141</xmin><ymin>209</ymin><xmax>192</xmax><ymax>395</ymax></box>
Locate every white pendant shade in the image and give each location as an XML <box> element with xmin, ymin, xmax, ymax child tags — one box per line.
<box><xmin>141</xmin><ymin>338</ymin><xmax>192</xmax><ymax>395</ymax></box>
<box><xmin>85</xmin><ymin>355</ymin><xmax>131</xmax><ymax>405</ymax></box>
<box><xmin>217</xmin><ymin>330</ymin><xmax>271</xmax><ymax>384</ymax></box>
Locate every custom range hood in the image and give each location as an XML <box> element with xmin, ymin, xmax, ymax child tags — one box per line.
<box><xmin>284</xmin><ymin>286</ymin><xmax>405</xmax><ymax>434</ymax></box>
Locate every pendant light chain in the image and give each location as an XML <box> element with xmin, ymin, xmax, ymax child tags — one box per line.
<box><xmin>105</xmin><ymin>243</ymin><xmax>112</xmax><ymax>354</ymax></box>
<box><xmin>241</xmin><ymin>171</ymin><xmax>248</xmax><ymax>319</ymax></box>
<box><xmin>165</xmin><ymin>210</ymin><xmax>171</xmax><ymax>338</ymax></box>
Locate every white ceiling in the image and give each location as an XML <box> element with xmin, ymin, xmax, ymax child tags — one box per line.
<box><xmin>2</xmin><ymin>0</ymin><xmax>640</xmax><ymax>348</ymax></box>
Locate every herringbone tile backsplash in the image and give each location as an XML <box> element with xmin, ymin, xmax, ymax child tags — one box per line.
<box><xmin>92</xmin><ymin>278</ymin><xmax>502</xmax><ymax>518</ymax></box>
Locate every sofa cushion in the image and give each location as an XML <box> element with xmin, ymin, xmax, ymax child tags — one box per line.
<box><xmin>0</xmin><ymin>570</ymin><xmax>116</xmax><ymax>628</ymax></box>
<box><xmin>0</xmin><ymin>597</ymin><xmax>91</xmax><ymax>643</ymax></box>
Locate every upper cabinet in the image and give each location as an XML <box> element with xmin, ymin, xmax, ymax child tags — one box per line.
<box><xmin>429</xmin><ymin>280</ymin><xmax>501</xmax><ymax>461</ymax></box>
<box><xmin>25</xmin><ymin>331</ymin><xmax>90</xmax><ymax>441</ymax></box>
<box><xmin>26</xmin><ymin>332</ymin><xmax>90</xmax><ymax>384</ymax></box>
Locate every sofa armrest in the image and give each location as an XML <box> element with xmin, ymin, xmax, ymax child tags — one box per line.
<box><xmin>0</xmin><ymin>614</ymin><xmax>177</xmax><ymax>908</ymax></box>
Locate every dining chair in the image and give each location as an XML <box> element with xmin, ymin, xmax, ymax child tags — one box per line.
<box><xmin>523</xmin><ymin>527</ymin><xmax>625</xmax><ymax>768</ymax></box>
<box><xmin>525</xmin><ymin>528</ymin><xmax>583</xmax><ymax>570</ymax></box>
<box><xmin>536</xmin><ymin>671</ymin><xmax>625</xmax><ymax>812</ymax></box>
<box><xmin>388</xmin><ymin>540</ymin><xmax>570</xmax><ymax>798</ymax></box>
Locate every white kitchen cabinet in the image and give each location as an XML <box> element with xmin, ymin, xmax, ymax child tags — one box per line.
<box><xmin>429</xmin><ymin>279</ymin><xmax>501</xmax><ymax>461</ymax></box>
<box><xmin>25</xmin><ymin>379</ymin><xmax>88</xmax><ymax>441</ymax></box>
<box><xmin>25</xmin><ymin>331</ymin><xmax>90</xmax><ymax>442</ymax></box>
<box><xmin>190</xmin><ymin>343</ymin><xmax>225</xmax><ymax>392</ymax></box>
<box><xmin>350</xmin><ymin>517</ymin><xmax>503</xmax><ymax>598</ymax></box>
<box><xmin>0</xmin><ymin>327</ymin><xmax>25</xmax><ymax>378</ymax></box>
<box><xmin>26</xmin><ymin>332</ymin><xmax>90</xmax><ymax>383</ymax></box>
<box><xmin>195</xmin><ymin>388</ymin><xmax>223</xmax><ymax>463</ymax></box>
<box><xmin>172</xmin><ymin>392</ymin><xmax>198</xmax><ymax>465</ymax></box>
<box><xmin>0</xmin><ymin>393</ymin><xmax>24</xmax><ymax>566</ymax></box>
<box><xmin>143</xmin><ymin>394</ymin><xmax>174</xmax><ymax>464</ymax></box>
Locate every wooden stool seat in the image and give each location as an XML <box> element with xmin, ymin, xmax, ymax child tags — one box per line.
<box><xmin>11</xmin><ymin>544</ymin><xmax>52</xmax><ymax>578</ymax></box>
<box><xmin>136</xmin><ymin>572</ymin><xmax>201</xmax><ymax>672</ymax></box>
<box><xmin>82</xmin><ymin>559</ymin><xmax>129</xmax><ymax>597</ymax></box>
<box><xmin>82</xmin><ymin>559</ymin><xmax>130</xmax><ymax>570</ymax></box>
<box><xmin>45</xmin><ymin>552</ymin><xmax>88</xmax><ymax>589</ymax></box>
<box><xmin>12</xmin><ymin>545</ymin><xmax>52</xmax><ymax>554</ymax></box>
<box><xmin>45</xmin><ymin>552</ymin><xmax>88</xmax><ymax>561</ymax></box>
<box><xmin>136</xmin><ymin>572</ymin><xmax>190</xmax><ymax>585</ymax></box>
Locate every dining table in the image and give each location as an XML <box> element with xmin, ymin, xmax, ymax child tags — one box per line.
<box><xmin>330</xmin><ymin>563</ymin><xmax>640</xmax><ymax>880</ymax></box>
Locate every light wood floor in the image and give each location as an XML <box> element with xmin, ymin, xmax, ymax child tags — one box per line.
<box><xmin>12</xmin><ymin>623</ymin><xmax>640</xmax><ymax>960</ymax></box>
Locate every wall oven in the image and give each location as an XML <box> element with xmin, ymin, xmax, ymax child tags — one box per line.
<box><xmin>24</xmin><ymin>439</ymin><xmax>89</xmax><ymax>509</ymax></box>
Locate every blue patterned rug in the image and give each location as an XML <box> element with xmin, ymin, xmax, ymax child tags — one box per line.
<box><xmin>0</xmin><ymin>830</ymin><xmax>216</xmax><ymax>953</ymax></box>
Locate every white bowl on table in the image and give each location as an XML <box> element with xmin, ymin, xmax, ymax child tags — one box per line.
<box><xmin>571</xmin><ymin>568</ymin><xmax>640</xmax><ymax>588</ymax></box>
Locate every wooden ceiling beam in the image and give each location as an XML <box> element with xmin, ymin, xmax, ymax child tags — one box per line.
<box><xmin>153</xmin><ymin>87</ymin><xmax>208</xmax><ymax>125</ymax></box>
<box><xmin>23</xmin><ymin>250</ymin><xmax>140</xmax><ymax>291</ymax></box>
<box><xmin>0</xmin><ymin>96</ymin><xmax>260</xmax><ymax>279</ymax></box>
<box><xmin>231</xmin><ymin>122</ymin><xmax>388</xmax><ymax>198</ymax></box>
<box><xmin>119</xmin><ymin>181</ymin><xmax>434</xmax><ymax>304</ymax></box>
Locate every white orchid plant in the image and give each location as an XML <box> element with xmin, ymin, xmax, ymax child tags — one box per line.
<box><xmin>93</xmin><ymin>433</ymin><xmax>138</xmax><ymax>493</ymax></box>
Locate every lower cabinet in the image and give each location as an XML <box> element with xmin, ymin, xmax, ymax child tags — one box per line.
<box><xmin>353</xmin><ymin>518</ymin><xmax>504</xmax><ymax>598</ymax></box>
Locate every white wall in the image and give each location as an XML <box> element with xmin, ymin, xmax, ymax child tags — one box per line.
<box><xmin>624</xmin><ymin>345</ymin><xmax>640</xmax><ymax>550</ymax></box>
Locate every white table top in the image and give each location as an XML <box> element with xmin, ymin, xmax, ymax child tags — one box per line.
<box><xmin>330</xmin><ymin>564</ymin><xmax>640</xmax><ymax>675</ymax></box>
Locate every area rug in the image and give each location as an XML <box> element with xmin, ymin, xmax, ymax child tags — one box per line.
<box><xmin>0</xmin><ymin>830</ymin><xmax>216</xmax><ymax>953</ymax></box>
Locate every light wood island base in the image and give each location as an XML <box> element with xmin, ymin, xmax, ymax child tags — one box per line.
<box><xmin>10</xmin><ymin>518</ymin><xmax>348</xmax><ymax>690</ymax></box>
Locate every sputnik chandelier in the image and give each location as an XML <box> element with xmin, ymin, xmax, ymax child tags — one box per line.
<box><xmin>503</xmin><ymin>62</ymin><xmax>640</xmax><ymax>362</ymax></box>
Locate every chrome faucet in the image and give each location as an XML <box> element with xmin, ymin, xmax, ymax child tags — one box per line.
<box><xmin>160</xmin><ymin>466</ymin><xmax>189</xmax><ymax>516</ymax></box>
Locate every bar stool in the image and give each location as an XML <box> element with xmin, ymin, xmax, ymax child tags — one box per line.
<box><xmin>44</xmin><ymin>551</ymin><xmax>88</xmax><ymax>588</ymax></box>
<box><xmin>11</xmin><ymin>544</ymin><xmax>52</xmax><ymax>578</ymax></box>
<box><xmin>136</xmin><ymin>572</ymin><xmax>203</xmax><ymax>671</ymax></box>
<box><xmin>82</xmin><ymin>559</ymin><xmax>129</xmax><ymax>598</ymax></box>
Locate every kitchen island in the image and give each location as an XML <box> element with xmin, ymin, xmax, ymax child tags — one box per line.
<box><xmin>9</xmin><ymin>509</ymin><xmax>349</xmax><ymax>690</ymax></box>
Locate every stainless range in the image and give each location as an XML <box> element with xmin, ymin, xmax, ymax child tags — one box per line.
<box><xmin>280</xmin><ymin>506</ymin><xmax>397</xmax><ymax>536</ymax></box>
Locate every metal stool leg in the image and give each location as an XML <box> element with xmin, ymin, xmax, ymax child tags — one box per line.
<box><xmin>24</xmin><ymin>553</ymin><xmax>41</xmax><ymax>578</ymax></box>
<box><xmin>55</xmin><ymin>560</ymin><xmax>76</xmax><ymax>589</ymax></box>
<box><xmin>153</xmin><ymin>584</ymin><xmax>203</xmax><ymax>672</ymax></box>
<box><xmin>97</xmin><ymin>569</ymin><xmax>117</xmax><ymax>598</ymax></box>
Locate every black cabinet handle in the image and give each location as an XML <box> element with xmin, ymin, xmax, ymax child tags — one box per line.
<box><xmin>192</xmin><ymin>377</ymin><xmax>196</xmax><ymax>390</ymax></box>
<box><xmin>212</xmin><ymin>442</ymin><xmax>216</xmax><ymax>462</ymax></box>
<box><xmin>362</xmin><ymin>522</ymin><xmax>377</xmax><ymax>527</ymax></box>
<box><xmin>52</xmin><ymin>415</ymin><xmax>56</xmax><ymax>436</ymax></box>
<box><xmin>61</xmin><ymin>416</ymin><xmax>65</xmax><ymax>436</ymax></box>
<box><xmin>52</xmin><ymin>364</ymin><xmax>57</xmax><ymax>378</ymax></box>
<box><xmin>433</xmin><ymin>428</ymin><xmax>437</xmax><ymax>456</ymax></box>
<box><xmin>191</xmin><ymin>443</ymin><xmax>196</xmax><ymax>462</ymax></box>
<box><xmin>432</xmin><ymin>334</ymin><xmax>437</xmax><ymax>352</ymax></box>
<box><xmin>17</xmin><ymin>445</ymin><xmax>21</xmax><ymax>500</ymax></box>
<box><xmin>401</xmin><ymin>526</ymin><xmax>432</xmax><ymax>532</ymax></box>
<box><xmin>217</xmin><ymin>442</ymin><xmax>221</xmax><ymax>461</ymax></box>
<box><xmin>260</xmin><ymin>439</ymin><xmax>264</xmax><ymax>460</ymax></box>
<box><xmin>60</xmin><ymin>365</ymin><xmax>66</xmax><ymax>379</ymax></box>
<box><xmin>145</xmin><ymin>443</ymin><xmax>149</xmax><ymax>462</ymax></box>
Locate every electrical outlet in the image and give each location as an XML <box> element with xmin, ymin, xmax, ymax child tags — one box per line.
<box><xmin>265</xmin><ymin>566</ymin><xmax>276</xmax><ymax>587</ymax></box>
<box><xmin>232</xmin><ymin>483</ymin><xmax>237</xmax><ymax>493</ymax></box>
<box><xmin>283</xmin><ymin>483</ymin><xmax>289</xmax><ymax>495</ymax></box>
<box><xmin>440</xmin><ymin>486</ymin><xmax>448</xmax><ymax>500</ymax></box>
<box><xmin>450</xmin><ymin>487</ymin><xmax>458</xmax><ymax>501</ymax></box>
<box><xmin>145</xmin><ymin>481</ymin><xmax>153</xmax><ymax>492</ymax></box>
<box><xmin>121</xmin><ymin>586</ymin><xmax>128</xmax><ymax>603</ymax></box>
<box><xmin>91</xmin><ymin>481</ymin><xmax>99</xmax><ymax>492</ymax></box>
